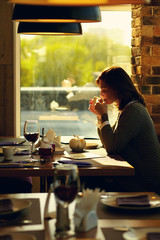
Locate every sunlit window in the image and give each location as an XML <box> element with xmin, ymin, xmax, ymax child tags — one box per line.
<box><xmin>20</xmin><ymin>10</ymin><xmax>131</xmax><ymax>138</ymax></box>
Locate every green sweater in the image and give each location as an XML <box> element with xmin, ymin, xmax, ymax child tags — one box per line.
<box><xmin>98</xmin><ymin>102</ymin><xmax>160</xmax><ymax>192</ymax></box>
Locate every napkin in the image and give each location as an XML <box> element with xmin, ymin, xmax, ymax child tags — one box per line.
<box><xmin>147</xmin><ymin>233</ymin><xmax>160</xmax><ymax>240</ymax></box>
<box><xmin>74</xmin><ymin>188</ymin><xmax>104</xmax><ymax>232</ymax></box>
<box><xmin>14</xmin><ymin>149</ymin><xmax>30</xmax><ymax>155</ymax></box>
<box><xmin>0</xmin><ymin>199</ymin><xmax>13</xmax><ymax>212</ymax></box>
<box><xmin>36</xmin><ymin>129</ymin><xmax>61</xmax><ymax>148</ymax></box>
<box><xmin>0</xmin><ymin>140</ymin><xmax>25</xmax><ymax>146</ymax></box>
<box><xmin>58</xmin><ymin>160</ymin><xmax>92</xmax><ymax>167</ymax></box>
<box><xmin>116</xmin><ymin>195</ymin><xmax>150</xmax><ymax>207</ymax></box>
<box><xmin>0</xmin><ymin>142</ymin><xmax>18</xmax><ymax>146</ymax></box>
<box><xmin>46</xmin><ymin>129</ymin><xmax>61</xmax><ymax>146</ymax></box>
<box><xmin>0</xmin><ymin>163</ymin><xmax>38</xmax><ymax>168</ymax></box>
<box><xmin>0</xmin><ymin>164</ymin><xmax>22</xmax><ymax>168</ymax></box>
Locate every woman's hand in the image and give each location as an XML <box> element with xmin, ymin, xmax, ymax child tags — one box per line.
<box><xmin>88</xmin><ymin>99</ymin><xmax>99</xmax><ymax>116</ymax></box>
<box><xmin>94</xmin><ymin>101</ymin><xmax>108</xmax><ymax>117</ymax></box>
<box><xmin>88</xmin><ymin>98</ymin><xmax>107</xmax><ymax>118</ymax></box>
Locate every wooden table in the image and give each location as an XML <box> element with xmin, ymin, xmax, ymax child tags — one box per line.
<box><xmin>0</xmin><ymin>153</ymin><xmax>134</xmax><ymax>177</ymax></box>
<box><xmin>0</xmin><ymin>192</ymin><xmax>160</xmax><ymax>240</ymax></box>
<box><xmin>0</xmin><ymin>137</ymin><xmax>134</xmax><ymax>192</ymax></box>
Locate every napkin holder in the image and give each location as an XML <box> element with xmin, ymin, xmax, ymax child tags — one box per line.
<box><xmin>46</xmin><ymin>129</ymin><xmax>61</xmax><ymax>148</ymax></box>
<box><xmin>75</xmin><ymin>210</ymin><xmax>97</xmax><ymax>232</ymax></box>
<box><xmin>74</xmin><ymin>188</ymin><xmax>103</xmax><ymax>232</ymax></box>
<box><xmin>35</xmin><ymin>128</ymin><xmax>61</xmax><ymax>148</ymax></box>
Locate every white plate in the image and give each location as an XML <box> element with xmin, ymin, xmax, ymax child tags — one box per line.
<box><xmin>0</xmin><ymin>198</ymin><xmax>32</xmax><ymax>217</ymax></box>
<box><xmin>54</xmin><ymin>147</ymin><xmax>65</xmax><ymax>154</ymax></box>
<box><xmin>123</xmin><ymin>228</ymin><xmax>160</xmax><ymax>240</ymax></box>
<box><xmin>85</xmin><ymin>142</ymin><xmax>99</xmax><ymax>149</ymax></box>
<box><xmin>101</xmin><ymin>193</ymin><xmax>160</xmax><ymax>210</ymax></box>
<box><xmin>0</xmin><ymin>232</ymin><xmax>36</xmax><ymax>240</ymax></box>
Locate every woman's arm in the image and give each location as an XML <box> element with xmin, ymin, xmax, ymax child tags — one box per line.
<box><xmin>100</xmin><ymin>103</ymin><xmax>147</xmax><ymax>154</ymax></box>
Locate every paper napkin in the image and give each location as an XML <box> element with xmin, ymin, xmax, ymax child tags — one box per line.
<box><xmin>58</xmin><ymin>159</ymin><xmax>92</xmax><ymax>167</ymax></box>
<box><xmin>74</xmin><ymin>188</ymin><xmax>104</xmax><ymax>232</ymax></box>
<box><xmin>116</xmin><ymin>195</ymin><xmax>150</xmax><ymax>207</ymax></box>
<box><xmin>63</xmin><ymin>152</ymin><xmax>106</xmax><ymax>160</ymax></box>
<box><xmin>0</xmin><ymin>164</ymin><xmax>22</xmax><ymax>168</ymax></box>
<box><xmin>0</xmin><ymin>140</ymin><xmax>25</xmax><ymax>147</ymax></box>
<box><xmin>36</xmin><ymin>129</ymin><xmax>61</xmax><ymax>148</ymax></box>
<box><xmin>0</xmin><ymin>142</ymin><xmax>18</xmax><ymax>146</ymax></box>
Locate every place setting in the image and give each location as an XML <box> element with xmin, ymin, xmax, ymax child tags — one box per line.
<box><xmin>100</xmin><ymin>193</ymin><xmax>160</xmax><ymax>212</ymax></box>
<box><xmin>0</xmin><ymin>195</ymin><xmax>42</xmax><ymax>226</ymax></box>
<box><xmin>123</xmin><ymin>227</ymin><xmax>160</xmax><ymax>240</ymax></box>
<box><xmin>43</xmin><ymin>163</ymin><xmax>104</xmax><ymax>239</ymax></box>
<box><xmin>55</xmin><ymin>135</ymin><xmax>106</xmax><ymax>167</ymax></box>
<box><xmin>0</xmin><ymin>198</ymin><xmax>31</xmax><ymax>226</ymax></box>
<box><xmin>101</xmin><ymin>227</ymin><xmax>160</xmax><ymax>240</ymax></box>
<box><xmin>97</xmin><ymin>192</ymin><xmax>160</xmax><ymax>240</ymax></box>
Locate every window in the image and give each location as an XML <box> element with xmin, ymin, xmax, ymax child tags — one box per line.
<box><xmin>20</xmin><ymin>9</ymin><xmax>131</xmax><ymax>138</ymax></box>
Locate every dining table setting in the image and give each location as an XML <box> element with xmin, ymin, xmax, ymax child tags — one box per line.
<box><xmin>0</xmin><ymin>128</ymin><xmax>134</xmax><ymax>192</ymax></box>
<box><xmin>0</xmin><ymin>190</ymin><xmax>159</xmax><ymax>240</ymax></box>
<box><xmin>0</xmin><ymin>126</ymin><xmax>159</xmax><ymax>239</ymax></box>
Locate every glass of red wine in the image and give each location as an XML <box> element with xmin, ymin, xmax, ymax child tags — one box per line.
<box><xmin>24</xmin><ymin>120</ymin><xmax>39</xmax><ymax>160</ymax></box>
<box><xmin>53</xmin><ymin>164</ymin><xmax>79</xmax><ymax>238</ymax></box>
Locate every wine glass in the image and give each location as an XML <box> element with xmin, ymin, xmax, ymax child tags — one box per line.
<box><xmin>53</xmin><ymin>164</ymin><xmax>79</xmax><ymax>238</ymax></box>
<box><xmin>24</xmin><ymin>120</ymin><xmax>39</xmax><ymax>160</ymax></box>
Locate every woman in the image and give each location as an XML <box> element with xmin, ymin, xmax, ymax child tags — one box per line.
<box><xmin>89</xmin><ymin>66</ymin><xmax>160</xmax><ymax>193</ymax></box>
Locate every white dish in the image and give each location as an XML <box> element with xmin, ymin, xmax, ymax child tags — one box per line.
<box><xmin>0</xmin><ymin>198</ymin><xmax>32</xmax><ymax>217</ymax></box>
<box><xmin>54</xmin><ymin>147</ymin><xmax>65</xmax><ymax>154</ymax></box>
<box><xmin>85</xmin><ymin>142</ymin><xmax>99</xmax><ymax>149</ymax></box>
<box><xmin>123</xmin><ymin>228</ymin><xmax>160</xmax><ymax>240</ymax></box>
<box><xmin>0</xmin><ymin>233</ymin><xmax>36</xmax><ymax>240</ymax></box>
<box><xmin>101</xmin><ymin>193</ymin><xmax>160</xmax><ymax>210</ymax></box>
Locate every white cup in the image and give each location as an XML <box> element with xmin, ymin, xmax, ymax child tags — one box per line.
<box><xmin>3</xmin><ymin>146</ymin><xmax>15</xmax><ymax>161</ymax></box>
<box><xmin>93</xmin><ymin>96</ymin><xmax>100</xmax><ymax>105</ymax></box>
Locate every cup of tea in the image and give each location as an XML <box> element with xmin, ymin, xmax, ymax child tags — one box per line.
<box><xmin>3</xmin><ymin>146</ymin><xmax>15</xmax><ymax>161</ymax></box>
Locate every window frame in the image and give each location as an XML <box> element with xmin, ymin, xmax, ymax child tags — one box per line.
<box><xmin>14</xmin><ymin>5</ymin><xmax>131</xmax><ymax>137</ymax></box>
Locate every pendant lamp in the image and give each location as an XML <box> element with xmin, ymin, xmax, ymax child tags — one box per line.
<box><xmin>17</xmin><ymin>22</ymin><xmax>82</xmax><ymax>35</ymax></box>
<box><xmin>9</xmin><ymin>0</ymin><xmax>150</xmax><ymax>6</ymax></box>
<box><xmin>12</xmin><ymin>5</ymin><xmax>101</xmax><ymax>23</ymax></box>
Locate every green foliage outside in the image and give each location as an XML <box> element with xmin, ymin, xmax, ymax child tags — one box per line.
<box><xmin>20</xmin><ymin>32</ymin><xmax>131</xmax><ymax>87</ymax></box>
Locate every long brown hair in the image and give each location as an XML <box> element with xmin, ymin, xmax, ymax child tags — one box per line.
<box><xmin>96</xmin><ymin>66</ymin><xmax>146</xmax><ymax>110</ymax></box>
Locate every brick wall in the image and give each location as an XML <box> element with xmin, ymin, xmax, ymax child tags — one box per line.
<box><xmin>131</xmin><ymin>1</ymin><xmax>160</xmax><ymax>139</ymax></box>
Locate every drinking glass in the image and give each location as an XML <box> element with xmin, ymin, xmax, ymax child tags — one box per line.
<box><xmin>53</xmin><ymin>164</ymin><xmax>79</xmax><ymax>238</ymax></box>
<box><xmin>24</xmin><ymin>120</ymin><xmax>39</xmax><ymax>160</ymax></box>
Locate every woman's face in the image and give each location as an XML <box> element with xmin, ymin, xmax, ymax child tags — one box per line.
<box><xmin>99</xmin><ymin>79</ymin><xmax>119</xmax><ymax>105</ymax></box>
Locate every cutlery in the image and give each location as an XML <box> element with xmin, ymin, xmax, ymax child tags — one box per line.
<box><xmin>114</xmin><ymin>227</ymin><xmax>133</xmax><ymax>231</ymax></box>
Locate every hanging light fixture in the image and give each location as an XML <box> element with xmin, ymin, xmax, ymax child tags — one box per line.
<box><xmin>9</xmin><ymin>0</ymin><xmax>150</xmax><ymax>6</ymax></box>
<box><xmin>12</xmin><ymin>5</ymin><xmax>101</xmax><ymax>23</ymax></box>
<box><xmin>17</xmin><ymin>22</ymin><xmax>82</xmax><ymax>35</ymax></box>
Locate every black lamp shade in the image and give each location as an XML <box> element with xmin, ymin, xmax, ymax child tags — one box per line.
<box><xmin>17</xmin><ymin>22</ymin><xmax>82</xmax><ymax>35</ymax></box>
<box><xmin>12</xmin><ymin>5</ymin><xmax>101</xmax><ymax>23</ymax></box>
